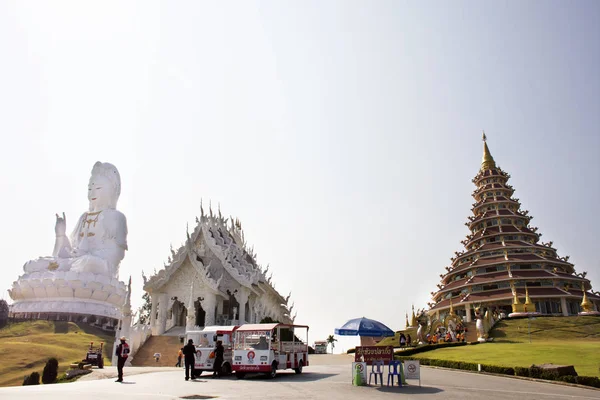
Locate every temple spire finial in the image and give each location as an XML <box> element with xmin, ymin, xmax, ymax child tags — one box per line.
<box><xmin>481</xmin><ymin>130</ymin><xmax>496</xmax><ymax>170</ymax></box>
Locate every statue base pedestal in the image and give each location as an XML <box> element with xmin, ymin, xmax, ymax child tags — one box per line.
<box><xmin>9</xmin><ymin>270</ymin><xmax>126</xmax><ymax>321</ymax></box>
<box><xmin>508</xmin><ymin>312</ymin><xmax>541</xmax><ymax>318</ymax></box>
<box><xmin>10</xmin><ymin>298</ymin><xmax>122</xmax><ymax>320</ymax></box>
<box><xmin>578</xmin><ymin>311</ymin><xmax>600</xmax><ymax>316</ymax></box>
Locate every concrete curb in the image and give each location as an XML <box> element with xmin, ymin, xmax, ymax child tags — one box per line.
<box><xmin>422</xmin><ymin>365</ymin><xmax>600</xmax><ymax>392</ymax></box>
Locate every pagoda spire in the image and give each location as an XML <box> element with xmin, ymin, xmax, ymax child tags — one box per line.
<box><xmin>481</xmin><ymin>131</ymin><xmax>497</xmax><ymax>170</ymax></box>
<box><xmin>581</xmin><ymin>283</ymin><xmax>593</xmax><ymax>312</ymax></box>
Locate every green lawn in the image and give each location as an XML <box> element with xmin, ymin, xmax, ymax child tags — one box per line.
<box><xmin>0</xmin><ymin>321</ymin><xmax>115</xmax><ymax>387</ymax></box>
<box><xmin>404</xmin><ymin>316</ymin><xmax>600</xmax><ymax>377</ymax></box>
<box><xmin>417</xmin><ymin>341</ymin><xmax>600</xmax><ymax>377</ymax></box>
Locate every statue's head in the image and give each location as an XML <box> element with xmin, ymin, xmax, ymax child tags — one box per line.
<box><xmin>88</xmin><ymin>162</ymin><xmax>121</xmax><ymax>211</ymax></box>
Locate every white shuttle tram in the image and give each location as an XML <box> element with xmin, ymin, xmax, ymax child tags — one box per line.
<box><xmin>232</xmin><ymin>323</ymin><xmax>309</xmax><ymax>379</ymax></box>
<box><xmin>186</xmin><ymin>325</ymin><xmax>239</xmax><ymax>376</ymax></box>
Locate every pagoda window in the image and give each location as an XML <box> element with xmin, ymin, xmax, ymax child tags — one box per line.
<box><xmin>511</xmin><ymin>265</ymin><xmax>520</xmax><ymax>270</ymax></box>
<box><xmin>520</xmin><ymin>264</ymin><xmax>532</xmax><ymax>270</ymax></box>
<box><xmin>567</xmin><ymin>301</ymin><xmax>580</xmax><ymax>315</ymax></box>
<box><xmin>497</xmin><ymin>265</ymin><xmax>507</xmax><ymax>271</ymax></box>
<box><xmin>501</xmin><ymin>219</ymin><xmax>511</xmax><ymax>224</ymax></box>
<box><xmin>444</xmin><ymin>293</ymin><xmax>452</xmax><ymax>299</ymax></box>
<box><xmin>466</xmin><ymin>270</ymin><xmax>473</xmax><ymax>277</ymax></box>
<box><xmin>541</xmin><ymin>281</ymin><xmax>552</xmax><ymax>287</ymax></box>
<box><xmin>497</xmin><ymin>282</ymin><xmax>510</xmax><ymax>288</ymax></box>
<box><xmin>528</xmin><ymin>281</ymin><xmax>541</xmax><ymax>287</ymax></box>
<box><xmin>451</xmin><ymin>291</ymin><xmax>461</xmax><ymax>297</ymax></box>
<box><xmin>482</xmin><ymin>284</ymin><xmax>498</xmax><ymax>291</ymax></box>
<box><xmin>472</xmin><ymin>285</ymin><xmax>483</xmax><ymax>292</ymax></box>
<box><xmin>485</xmin><ymin>267</ymin><xmax>497</xmax><ymax>273</ymax></box>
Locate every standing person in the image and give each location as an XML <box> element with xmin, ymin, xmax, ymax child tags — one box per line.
<box><xmin>212</xmin><ymin>340</ymin><xmax>224</xmax><ymax>378</ymax></box>
<box><xmin>406</xmin><ymin>334</ymin><xmax>412</xmax><ymax>347</ymax></box>
<box><xmin>176</xmin><ymin>348</ymin><xmax>183</xmax><ymax>367</ymax></box>
<box><xmin>399</xmin><ymin>333</ymin><xmax>406</xmax><ymax>348</ymax></box>
<box><xmin>183</xmin><ymin>339</ymin><xmax>196</xmax><ymax>381</ymax></box>
<box><xmin>115</xmin><ymin>336</ymin><xmax>130</xmax><ymax>383</ymax></box>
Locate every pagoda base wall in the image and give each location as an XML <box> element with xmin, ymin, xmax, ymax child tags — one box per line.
<box><xmin>508</xmin><ymin>312</ymin><xmax>541</xmax><ymax>318</ymax></box>
<box><xmin>578</xmin><ymin>311</ymin><xmax>600</xmax><ymax>316</ymax></box>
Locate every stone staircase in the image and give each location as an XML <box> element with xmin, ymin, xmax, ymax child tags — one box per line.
<box><xmin>464</xmin><ymin>321</ymin><xmax>479</xmax><ymax>342</ymax></box>
<box><xmin>131</xmin><ymin>335</ymin><xmax>183</xmax><ymax>367</ymax></box>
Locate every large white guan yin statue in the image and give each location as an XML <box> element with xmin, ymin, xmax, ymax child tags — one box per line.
<box><xmin>9</xmin><ymin>162</ymin><xmax>129</xmax><ymax>320</ymax></box>
<box><xmin>24</xmin><ymin>162</ymin><xmax>127</xmax><ymax>276</ymax></box>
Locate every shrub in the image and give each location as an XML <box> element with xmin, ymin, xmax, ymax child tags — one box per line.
<box><xmin>557</xmin><ymin>375</ymin><xmax>577</xmax><ymax>384</ymax></box>
<box><xmin>480</xmin><ymin>364</ymin><xmax>515</xmax><ymax>376</ymax></box>
<box><xmin>23</xmin><ymin>372</ymin><xmax>40</xmax><ymax>386</ymax></box>
<box><xmin>514</xmin><ymin>366</ymin><xmax>529</xmax><ymax>377</ymax></box>
<box><xmin>42</xmin><ymin>358</ymin><xmax>59</xmax><ymax>384</ymax></box>
<box><xmin>574</xmin><ymin>376</ymin><xmax>600</xmax><ymax>388</ymax></box>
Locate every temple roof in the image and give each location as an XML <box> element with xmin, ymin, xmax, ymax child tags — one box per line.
<box><xmin>144</xmin><ymin>205</ymin><xmax>292</xmax><ymax>317</ymax></box>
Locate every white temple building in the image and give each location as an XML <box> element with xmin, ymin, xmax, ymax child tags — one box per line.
<box><xmin>143</xmin><ymin>204</ymin><xmax>294</xmax><ymax>336</ymax></box>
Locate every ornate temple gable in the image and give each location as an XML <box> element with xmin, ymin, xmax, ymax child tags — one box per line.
<box><xmin>143</xmin><ymin>238</ymin><xmax>221</xmax><ymax>295</ymax></box>
<box><xmin>144</xmin><ymin>201</ymin><xmax>295</xmax><ymax>325</ymax></box>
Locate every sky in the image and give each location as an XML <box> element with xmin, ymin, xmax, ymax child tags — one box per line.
<box><xmin>1</xmin><ymin>1</ymin><xmax>599</xmax><ymax>353</ymax></box>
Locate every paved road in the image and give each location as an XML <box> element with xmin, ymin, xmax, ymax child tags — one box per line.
<box><xmin>0</xmin><ymin>355</ymin><xmax>597</xmax><ymax>400</ymax></box>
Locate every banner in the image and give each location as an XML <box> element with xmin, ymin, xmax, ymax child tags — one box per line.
<box><xmin>354</xmin><ymin>346</ymin><xmax>394</xmax><ymax>365</ymax></box>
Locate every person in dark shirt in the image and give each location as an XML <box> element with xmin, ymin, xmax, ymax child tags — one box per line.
<box><xmin>212</xmin><ymin>340</ymin><xmax>224</xmax><ymax>378</ymax></box>
<box><xmin>115</xmin><ymin>336</ymin><xmax>130</xmax><ymax>383</ymax></box>
<box><xmin>183</xmin><ymin>339</ymin><xmax>196</xmax><ymax>381</ymax></box>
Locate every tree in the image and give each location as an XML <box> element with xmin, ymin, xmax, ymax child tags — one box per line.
<box><xmin>42</xmin><ymin>358</ymin><xmax>59</xmax><ymax>384</ymax></box>
<box><xmin>0</xmin><ymin>299</ymin><xmax>8</xmax><ymax>328</ymax></box>
<box><xmin>326</xmin><ymin>335</ymin><xmax>337</xmax><ymax>354</ymax></box>
<box><xmin>23</xmin><ymin>372</ymin><xmax>40</xmax><ymax>386</ymax></box>
<box><xmin>137</xmin><ymin>291</ymin><xmax>152</xmax><ymax>325</ymax></box>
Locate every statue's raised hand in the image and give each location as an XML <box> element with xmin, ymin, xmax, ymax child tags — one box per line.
<box><xmin>55</xmin><ymin>213</ymin><xmax>67</xmax><ymax>237</ymax></box>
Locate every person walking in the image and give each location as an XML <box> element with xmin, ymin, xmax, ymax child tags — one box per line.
<box><xmin>115</xmin><ymin>336</ymin><xmax>130</xmax><ymax>383</ymax></box>
<box><xmin>175</xmin><ymin>348</ymin><xmax>183</xmax><ymax>367</ymax></box>
<box><xmin>212</xmin><ymin>340</ymin><xmax>224</xmax><ymax>378</ymax></box>
<box><xmin>183</xmin><ymin>339</ymin><xmax>196</xmax><ymax>381</ymax></box>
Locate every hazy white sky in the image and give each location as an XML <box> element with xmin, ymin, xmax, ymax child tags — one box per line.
<box><xmin>1</xmin><ymin>1</ymin><xmax>599</xmax><ymax>352</ymax></box>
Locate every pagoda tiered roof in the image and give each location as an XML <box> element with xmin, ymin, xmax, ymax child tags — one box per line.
<box><xmin>428</xmin><ymin>133</ymin><xmax>598</xmax><ymax>315</ymax></box>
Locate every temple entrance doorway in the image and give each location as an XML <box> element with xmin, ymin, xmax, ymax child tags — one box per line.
<box><xmin>195</xmin><ymin>299</ymin><xmax>206</xmax><ymax>327</ymax></box>
<box><xmin>172</xmin><ymin>300</ymin><xmax>187</xmax><ymax>327</ymax></box>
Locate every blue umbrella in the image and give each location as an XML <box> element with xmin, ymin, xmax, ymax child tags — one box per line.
<box><xmin>335</xmin><ymin>317</ymin><xmax>395</xmax><ymax>337</ymax></box>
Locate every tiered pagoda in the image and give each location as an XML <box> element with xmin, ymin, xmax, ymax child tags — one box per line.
<box><xmin>428</xmin><ymin>134</ymin><xmax>600</xmax><ymax>322</ymax></box>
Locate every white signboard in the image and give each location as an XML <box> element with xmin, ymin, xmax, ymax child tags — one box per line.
<box><xmin>351</xmin><ymin>362</ymin><xmax>367</xmax><ymax>386</ymax></box>
<box><xmin>404</xmin><ymin>360</ymin><xmax>420</xmax><ymax>386</ymax></box>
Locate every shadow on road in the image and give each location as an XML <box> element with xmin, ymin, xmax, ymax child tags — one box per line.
<box><xmin>234</xmin><ymin>372</ymin><xmax>336</xmax><ymax>383</ymax></box>
<box><xmin>376</xmin><ymin>385</ymin><xmax>443</xmax><ymax>395</ymax></box>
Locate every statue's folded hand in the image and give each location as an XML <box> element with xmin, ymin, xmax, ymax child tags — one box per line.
<box><xmin>55</xmin><ymin>213</ymin><xmax>67</xmax><ymax>237</ymax></box>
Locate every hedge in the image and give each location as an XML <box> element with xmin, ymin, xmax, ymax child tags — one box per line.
<box><xmin>396</xmin><ymin>357</ymin><xmax>600</xmax><ymax>389</ymax></box>
<box><xmin>394</xmin><ymin>341</ymin><xmax>471</xmax><ymax>357</ymax></box>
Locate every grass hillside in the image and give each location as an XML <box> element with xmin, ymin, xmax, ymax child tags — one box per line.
<box><xmin>0</xmin><ymin>321</ymin><xmax>115</xmax><ymax>387</ymax></box>
<box><xmin>404</xmin><ymin>316</ymin><xmax>600</xmax><ymax>377</ymax></box>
